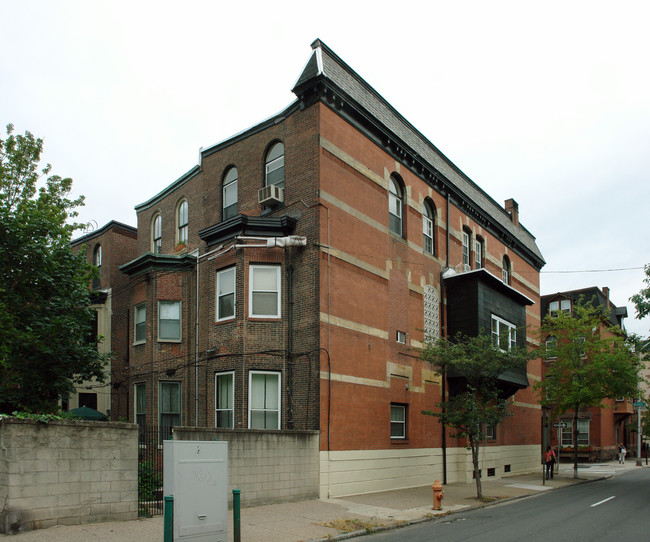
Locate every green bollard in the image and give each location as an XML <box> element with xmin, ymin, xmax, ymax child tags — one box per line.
<box><xmin>164</xmin><ymin>495</ymin><xmax>174</xmax><ymax>542</ymax></box>
<box><xmin>233</xmin><ymin>489</ymin><xmax>241</xmax><ymax>542</ymax></box>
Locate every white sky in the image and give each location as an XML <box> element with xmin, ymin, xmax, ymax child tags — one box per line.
<box><xmin>2</xmin><ymin>0</ymin><xmax>649</xmax><ymax>336</ymax></box>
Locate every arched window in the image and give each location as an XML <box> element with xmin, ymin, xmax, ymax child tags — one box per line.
<box><xmin>475</xmin><ymin>236</ymin><xmax>484</xmax><ymax>269</ymax></box>
<box><xmin>93</xmin><ymin>244</ymin><xmax>102</xmax><ymax>276</ymax></box>
<box><xmin>222</xmin><ymin>167</ymin><xmax>238</xmax><ymax>220</ymax></box>
<box><xmin>502</xmin><ymin>255</ymin><xmax>511</xmax><ymax>285</ymax></box>
<box><xmin>152</xmin><ymin>214</ymin><xmax>162</xmax><ymax>253</ymax></box>
<box><xmin>265</xmin><ymin>142</ymin><xmax>284</xmax><ymax>189</ymax></box>
<box><xmin>177</xmin><ymin>200</ymin><xmax>188</xmax><ymax>245</ymax></box>
<box><xmin>423</xmin><ymin>200</ymin><xmax>435</xmax><ymax>255</ymax></box>
<box><xmin>388</xmin><ymin>174</ymin><xmax>404</xmax><ymax>237</ymax></box>
<box><xmin>462</xmin><ymin>228</ymin><xmax>471</xmax><ymax>270</ymax></box>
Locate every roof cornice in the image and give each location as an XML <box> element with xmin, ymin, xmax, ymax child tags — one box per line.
<box><xmin>119</xmin><ymin>252</ymin><xmax>196</xmax><ymax>278</ymax></box>
<box><xmin>293</xmin><ymin>40</ymin><xmax>545</xmax><ymax>271</ymax></box>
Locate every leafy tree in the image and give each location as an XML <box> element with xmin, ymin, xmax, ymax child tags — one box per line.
<box><xmin>630</xmin><ymin>264</ymin><xmax>650</xmax><ymax>325</ymax></box>
<box><xmin>536</xmin><ymin>302</ymin><xmax>640</xmax><ymax>478</ymax></box>
<box><xmin>0</xmin><ymin>123</ymin><xmax>107</xmax><ymax>412</ymax></box>
<box><xmin>421</xmin><ymin>333</ymin><xmax>532</xmax><ymax>499</ymax></box>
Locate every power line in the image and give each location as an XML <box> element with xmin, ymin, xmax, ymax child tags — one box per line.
<box><xmin>541</xmin><ymin>266</ymin><xmax>647</xmax><ymax>275</ymax></box>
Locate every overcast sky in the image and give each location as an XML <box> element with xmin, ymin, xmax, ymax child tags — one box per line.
<box><xmin>2</xmin><ymin>0</ymin><xmax>649</xmax><ymax>336</ymax></box>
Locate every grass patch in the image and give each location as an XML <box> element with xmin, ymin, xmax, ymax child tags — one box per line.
<box><xmin>319</xmin><ymin>517</ymin><xmax>385</xmax><ymax>534</ymax></box>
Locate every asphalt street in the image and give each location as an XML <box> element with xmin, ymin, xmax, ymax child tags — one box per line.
<box><xmin>361</xmin><ymin>466</ymin><xmax>650</xmax><ymax>542</ymax></box>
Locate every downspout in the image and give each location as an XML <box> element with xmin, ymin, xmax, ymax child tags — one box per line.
<box><xmin>442</xmin><ymin>191</ymin><xmax>450</xmax><ymax>484</ymax></box>
<box><xmin>287</xmin><ymin>265</ymin><xmax>294</xmax><ymax>429</ymax></box>
<box><xmin>194</xmin><ymin>249</ymin><xmax>200</xmax><ymax>427</ymax></box>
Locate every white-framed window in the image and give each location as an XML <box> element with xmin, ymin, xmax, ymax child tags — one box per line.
<box><xmin>462</xmin><ymin>231</ymin><xmax>470</xmax><ymax>269</ymax></box>
<box><xmin>177</xmin><ymin>200</ymin><xmax>188</xmax><ymax>245</ymax></box>
<box><xmin>388</xmin><ymin>175</ymin><xmax>403</xmax><ymax>237</ymax></box>
<box><xmin>423</xmin><ymin>201</ymin><xmax>434</xmax><ymax>255</ymax></box>
<box><xmin>215</xmin><ymin>372</ymin><xmax>234</xmax><ymax>428</ymax></box>
<box><xmin>158</xmin><ymin>301</ymin><xmax>181</xmax><ymax>341</ymax></box>
<box><xmin>249</xmin><ymin>265</ymin><xmax>281</xmax><ymax>318</ymax></box>
<box><xmin>249</xmin><ymin>371</ymin><xmax>280</xmax><ymax>429</ymax></box>
<box><xmin>93</xmin><ymin>244</ymin><xmax>102</xmax><ymax>276</ymax></box>
<box><xmin>159</xmin><ymin>381</ymin><xmax>181</xmax><ymax>442</ymax></box>
<box><xmin>550</xmin><ymin>299</ymin><xmax>571</xmax><ymax>316</ymax></box>
<box><xmin>396</xmin><ymin>331</ymin><xmax>406</xmax><ymax>344</ymax></box>
<box><xmin>265</xmin><ymin>142</ymin><xmax>285</xmax><ymax>189</ymax></box>
<box><xmin>152</xmin><ymin>214</ymin><xmax>162</xmax><ymax>253</ymax></box>
<box><xmin>216</xmin><ymin>267</ymin><xmax>235</xmax><ymax>321</ymax></box>
<box><xmin>135</xmin><ymin>383</ymin><xmax>146</xmax><ymax>441</ymax></box>
<box><xmin>502</xmin><ymin>256</ymin><xmax>511</xmax><ymax>285</ymax></box>
<box><xmin>134</xmin><ymin>303</ymin><xmax>146</xmax><ymax>344</ymax></box>
<box><xmin>390</xmin><ymin>404</ymin><xmax>406</xmax><ymax>439</ymax></box>
<box><xmin>545</xmin><ymin>335</ymin><xmax>557</xmax><ymax>359</ymax></box>
<box><xmin>491</xmin><ymin>315</ymin><xmax>516</xmax><ymax>351</ymax></box>
<box><xmin>561</xmin><ymin>419</ymin><xmax>590</xmax><ymax>446</ymax></box>
<box><xmin>223</xmin><ymin>167</ymin><xmax>238</xmax><ymax>220</ymax></box>
<box><xmin>475</xmin><ymin>239</ymin><xmax>483</xmax><ymax>269</ymax></box>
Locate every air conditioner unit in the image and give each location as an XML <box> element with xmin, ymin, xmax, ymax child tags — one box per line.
<box><xmin>258</xmin><ymin>184</ymin><xmax>284</xmax><ymax>205</ymax></box>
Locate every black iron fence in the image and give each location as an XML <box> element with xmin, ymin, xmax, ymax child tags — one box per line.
<box><xmin>137</xmin><ymin>425</ymin><xmax>169</xmax><ymax>517</ymax></box>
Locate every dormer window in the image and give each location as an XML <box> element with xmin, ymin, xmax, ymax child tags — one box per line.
<box><xmin>549</xmin><ymin>299</ymin><xmax>571</xmax><ymax>316</ymax></box>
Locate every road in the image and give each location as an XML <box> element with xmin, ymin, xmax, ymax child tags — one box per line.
<box><xmin>361</xmin><ymin>468</ymin><xmax>650</xmax><ymax>542</ymax></box>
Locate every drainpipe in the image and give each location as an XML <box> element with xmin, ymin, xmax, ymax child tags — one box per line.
<box><xmin>442</xmin><ymin>191</ymin><xmax>451</xmax><ymax>484</ymax></box>
<box><xmin>287</xmin><ymin>265</ymin><xmax>294</xmax><ymax>429</ymax></box>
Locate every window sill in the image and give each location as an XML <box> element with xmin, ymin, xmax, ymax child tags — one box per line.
<box><xmin>216</xmin><ymin>317</ymin><xmax>236</xmax><ymax>324</ymax></box>
<box><xmin>158</xmin><ymin>339</ymin><xmax>182</xmax><ymax>344</ymax></box>
<box><xmin>133</xmin><ymin>341</ymin><xmax>146</xmax><ymax>346</ymax></box>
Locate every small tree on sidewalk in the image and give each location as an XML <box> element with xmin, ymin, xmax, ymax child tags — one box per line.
<box><xmin>421</xmin><ymin>333</ymin><xmax>532</xmax><ymax>499</ymax></box>
<box><xmin>536</xmin><ymin>302</ymin><xmax>640</xmax><ymax>478</ymax></box>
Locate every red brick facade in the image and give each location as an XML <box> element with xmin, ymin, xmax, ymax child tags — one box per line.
<box><xmin>108</xmin><ymin>40</ymin><xmax>545</xmax><ymax>490</ymax></box>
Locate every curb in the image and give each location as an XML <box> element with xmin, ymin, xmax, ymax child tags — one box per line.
<box><xmin>308</xmin><ymin>475</ymin><xmax>610</xmax><ymax>542</ymax></box>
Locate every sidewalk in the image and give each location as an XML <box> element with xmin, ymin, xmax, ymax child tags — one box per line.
<box><xmin>2</xmin><ymin>461</ymin><xmax>642</xmax><ymax>542</ymax></box>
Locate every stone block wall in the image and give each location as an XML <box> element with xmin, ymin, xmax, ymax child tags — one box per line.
<box><xmin>172</xmin><ymin>427</ymin><xmax>319</xmax><ymax>506</ymax></box>
<box><xmin>0</xmin><ymin>418</ymin><xmax>138</xmax><ymax>534</ymax></box>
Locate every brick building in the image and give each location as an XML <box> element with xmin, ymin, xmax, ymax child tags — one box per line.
<box><xmin>114</xmin><ymin>40</ymin><xmax>545</xmax><ymax>497</ymax></box>
<box><xmin>541</xmin><ymin>286</ymin><xmax>634</xmax><ymax>461</ymax></box>
<box><xmin>70</xmin><ymin>221</ymin><xmax>138</xmax><ymax>417</ymax></box>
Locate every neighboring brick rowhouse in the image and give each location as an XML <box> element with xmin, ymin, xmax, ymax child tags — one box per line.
<box><xmin>0</xmin><ymin>419</ymin><xmax>138</xmax><ymax>534</ymax></box>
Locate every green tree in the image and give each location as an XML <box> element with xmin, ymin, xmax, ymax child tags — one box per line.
<box><xmin>630</xmin><ymin>264</ymin><xmax>650</xmax><ymax>325</ymax></box>
<box><xmin>536</xmin><ymin>302</ymin><xmax>640</xmax><ymax>478</ymax></box>
<box><xmin>0</xmin><ymin>123</ymin><xmax>107</xmax><ymax>412</ymax></box>
<box><xmin>420</xmin><ymin>333</ymin><xmax>532</xmax><ymax>499</ymax></box>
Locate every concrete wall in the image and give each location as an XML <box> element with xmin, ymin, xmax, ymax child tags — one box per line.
<box><xmin>173</xmin><ymin>427</ymin><xmax>319</xmax><ymax>506</ymax></box>
<box><xmin>0</xmin><ymin>418</ymin><xmax>138</xmax><ymax>534</ymax></box>
<box><xmin>319</xmin><ymin>444</ymin><xmax>540</xmax><ymax>498</ymax></box>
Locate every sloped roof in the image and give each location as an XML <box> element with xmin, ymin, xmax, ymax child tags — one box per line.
<box><xmin>294</xmin><ymin>39</ymin><xmax>545</xmax><ymax>270</ymax></box>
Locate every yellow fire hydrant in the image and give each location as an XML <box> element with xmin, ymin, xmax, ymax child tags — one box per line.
<box><xmin>432</xmin><ymin>479</ymin><xmax>444</xmax><ymax>510</ymax></box>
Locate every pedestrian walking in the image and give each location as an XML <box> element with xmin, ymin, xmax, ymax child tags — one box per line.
<box><xmin>619</xmin><ymin>444</ymin><xmax>626</xmax><ymax>464</ymax></box>
<box><xmin>545</xmin><ymin>445</ymin><xmax>556</xmax><ymax>479</ymax></box>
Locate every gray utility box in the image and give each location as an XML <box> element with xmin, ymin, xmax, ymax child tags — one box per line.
<box><xmin>163</xmin><ymin>440</ymin><xmax>228</xmax><ymax>542</ymax></box>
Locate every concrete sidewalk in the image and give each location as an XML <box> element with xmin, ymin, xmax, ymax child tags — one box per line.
<box><xmin>1</xmin><ymin>461</ymin><xmax>642</xmax><ymax>542</ymax></box>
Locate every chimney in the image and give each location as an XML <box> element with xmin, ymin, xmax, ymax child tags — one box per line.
<box><xmin>603</xmin><ymin>286</ymin><xmax>610</xmax><ymax>303</ymax></box>
<box><xmin>505</xmin><ymin>199</ymin><xmax>519</xmax><ymax>227</ymax></box>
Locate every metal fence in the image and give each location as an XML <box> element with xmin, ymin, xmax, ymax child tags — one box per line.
<box><xmin>137</xmin><ymin>425</ymin><xmax>169</xmax><ymax>517</ymax></box>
